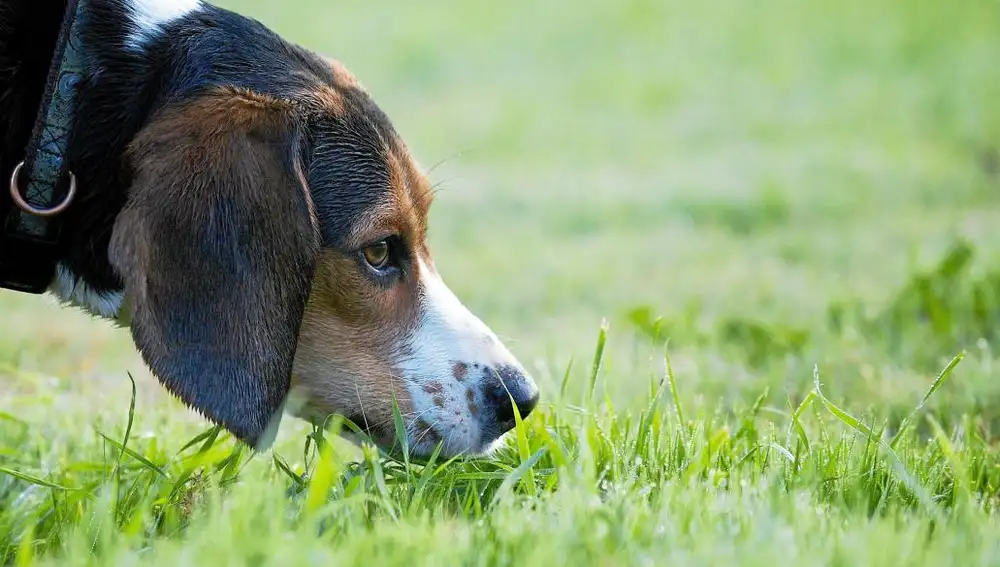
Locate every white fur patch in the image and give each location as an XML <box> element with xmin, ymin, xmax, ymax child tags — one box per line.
<box><xmin>125</xmin><ymin>0</ymin><xmax>202</xmax><ymax>51</ymax></box>
<box><xmin>48</xmin><ymin>264</ymin><xmax>125</xmax><ymax>320</ymax></box>
<box><xmin>398</xmin><ymin>259</ymin><xmax>528</xmax><ymax>456</ymax></box>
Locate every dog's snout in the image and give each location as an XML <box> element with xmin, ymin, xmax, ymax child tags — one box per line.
<box><xmin>401</xmin><ymin>265</ymin><xmax>542</xmax><ymax>455</ymax></box>
<box><xmin>486</xmin><ymin>364</ymin><xmax>540</xmax><ymax>431</ymax></box>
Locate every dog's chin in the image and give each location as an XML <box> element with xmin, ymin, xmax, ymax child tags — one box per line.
<box><xmin>338</xmin><ymin>425</ymin><xmax>509</xmax><ymax>461</ymax></box>
<box><xmin>473</xmin><ymin>436</ymin><xmax>508</xmax><ymax>459</ymax></box>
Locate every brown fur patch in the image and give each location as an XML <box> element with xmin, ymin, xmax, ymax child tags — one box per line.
<box><xmin>299</xmin><ymin>84</ymin><xmax>345</xmax><ymax>115</ymax></box>
<box><xmin>453</xmin><ymin>362</ymin><xmax>468</xmax><ymax>381</ymax></box>
<box><xmin>323</xmin><ymin>56</ymin><xmax>362</xmax><ymax>90</ymax></box>
<box><xmin>291</xmin><ymin>249</ymin><xmax>421</xmax><ymax>439</ymax></box>
<box><xmin>423</xmin><ymin>382</ymin><xmax>444</xmax><ymax>395</ymax></box>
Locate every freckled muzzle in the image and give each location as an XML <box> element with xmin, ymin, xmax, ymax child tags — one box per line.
<box><xmin>399</xmin><ymin>360</ymin><xmax>539</xmax><ymax>457</ymax></box>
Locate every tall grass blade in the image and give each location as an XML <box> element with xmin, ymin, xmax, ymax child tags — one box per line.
<box><xmin>665</xmin><ymin>346</ymin><xmax>684</xmax><ymax>429</ymax></box>
<box><xmin>98</xmin><ymin>434</ymin><xmax>168</xmax><ymax>479</ymax></box>
<box><xmin>391</xmin><ymin>395</ymin><xmax>410</xmax><ymax>473</ymax></box>
<box><xmin>587</xmin><ymin>321</ymin><xmax>608</xmax><ymax>406</ymax></box>
<box><xmin>0</xmin><ymin>467</ymin><xmax>78</xmax><ymax>491</ymax></box>
<box><xmin>890</xmin><ymin>352</ymin><xmax>963</xmax><ymax>448</ymax></box>
<box><xmin>273</xmin><ymin>453</ymin><xmax>306</xmax><ymax>487</ymax></box>
<box><xmin>111</xmin><ymin>373</ymin><xmax>137</xmax><ymax>480</ymax></box>
<box><xmin>559</xmin><ymin>357</ymin><xmax>575</xmax><ymax>401</ymax></box>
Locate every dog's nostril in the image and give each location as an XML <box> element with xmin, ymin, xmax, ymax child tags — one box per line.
<box><xmin>492</xmin><ymin>386</ymin><xmax>539</xmax><ymax>426</ymax></box>
<box><xmin>487</xmin><ymin>365</ymin><xmax>540</xmax><ymax>430</ymax></box>
<box><xmin>517</xmin><ymin>389</ymin><xmax>539</xmax><ymax>419</ymax></box>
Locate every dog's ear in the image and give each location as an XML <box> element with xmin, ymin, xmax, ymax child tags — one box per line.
<box><xmin>110</xmin><ymin>90</ymin><xmax>319</xmax><ymax>449</ymax></box>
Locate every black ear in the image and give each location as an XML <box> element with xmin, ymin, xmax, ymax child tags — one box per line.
<box><xmin>110</xmin><ymin>91</ymin><xmax>319</xmax><ymax>449</ymax></box>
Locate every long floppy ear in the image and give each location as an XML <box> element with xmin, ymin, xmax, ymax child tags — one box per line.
<box><xmin>110</xmin><ymin>90</ymin><xmax>319</xmax><ymax>449</ymax></box>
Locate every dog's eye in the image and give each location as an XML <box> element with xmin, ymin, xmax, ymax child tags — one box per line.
<box><xmin>362</xmin><ymin>240</ymin><xmax>391</xmax><ymax>270</ymax></box>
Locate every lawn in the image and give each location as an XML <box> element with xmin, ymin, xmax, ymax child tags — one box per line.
<box><xmin>2</xmin><ymin>0</ymin><xmax>1000</xmax><ymax>564</ymax></box>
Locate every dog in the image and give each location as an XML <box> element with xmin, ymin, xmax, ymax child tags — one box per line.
<box><xmin>0</xmin><ymin>0</ymin><xmax>539</xmax><ymax>457</ymax></box>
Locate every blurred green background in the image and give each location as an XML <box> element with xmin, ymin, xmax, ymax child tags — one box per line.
<box><xmin>2</xmin><ymin>0</ymin><xmax>999</xmax><ymax>437</ymax></box>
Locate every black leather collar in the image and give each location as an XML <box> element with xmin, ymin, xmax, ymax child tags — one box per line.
<box><xmin>0</xmin><ymin>0</ymin><xmax>87</xmax><ymax>293</ymax></box>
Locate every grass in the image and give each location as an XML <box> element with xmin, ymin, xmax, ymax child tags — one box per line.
<box><xmin>2</xmin><ymin>0</ymin><xmax>1000</xmax><ymax>564</ymax></box>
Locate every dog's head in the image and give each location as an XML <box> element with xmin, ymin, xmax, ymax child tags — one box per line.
<box><xmin>109</xmin><ymin>62</ymin><xmax>538</xmax><ymax>458</ymax></box>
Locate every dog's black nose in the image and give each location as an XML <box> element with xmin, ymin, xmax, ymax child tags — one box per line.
<box><xmin>494</xmin><ymin>387</ymin><xmax>539</xmax><ymax>425</ymax></box>
<box><xmin>486</xmin><ymin>365</ymin><xmax>540</xmax><ymax>432</ymax></box>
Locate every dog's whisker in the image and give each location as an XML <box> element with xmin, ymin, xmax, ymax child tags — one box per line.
<box><xmin>358</xmin><ymin>405</ymin><xmax>435</xmax><ymax>438</ymax></box>
<box><xmin>426</xmin><ymin>148</ymin><xmax>471</xmax><ymax>175</ymax></box>
<box><xmin>351</xmin><ymin>375</ymin><xmax>372</xmax><ymax>434</ymax></box>
<box><xmin>411</xmin><ymin>416</ymin><xmax>444</xmax><ymax>447</ymax></box>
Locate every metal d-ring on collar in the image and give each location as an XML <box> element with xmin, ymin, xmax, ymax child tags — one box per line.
<box><xmin>9</xmin><ymin>161</ymin><xmax>77</xmax><ymax>217</ymax></box>
<box><xmin>1</xmin><ymin>0</ymin><xmax>87</xmax><ymax>293</ymax></box>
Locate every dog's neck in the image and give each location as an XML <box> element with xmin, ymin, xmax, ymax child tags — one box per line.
<box><xmin>0</xmin><ymin>1</ymin><xmax>200</xmax><ymax>318</ymax></box>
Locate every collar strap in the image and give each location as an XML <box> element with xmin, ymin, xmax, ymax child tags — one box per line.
<box><xmin>0</xmin><ymin>0</ymin><xmax>87</xmax><ymax>293</ymax></box>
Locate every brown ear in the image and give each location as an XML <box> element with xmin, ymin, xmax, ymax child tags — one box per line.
<box><xmin>110</xmin><ymin>90</ymin><xmax>319</xmax><ymax>449</ymax></box>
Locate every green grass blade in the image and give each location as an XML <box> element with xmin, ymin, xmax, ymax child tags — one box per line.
<box><xmin>490</xmin><ymin>447</ymin><xmax>548</xmax><ymax>508</ymax></box>
<box><xmin>768</xmin><ymin>443</ymin><xmax>795</xmax><ymax>463</ymax></box>
<box><xmin>175</xmin><ymin>425</ymin><xmax>222</xmax><ymax>456</ymax></box>
<box><xmin>890</xmin><ymin>352</ymin><xmax>964</xmax><ymax>448</ymax></box>
<box><xmin>98</xmin><ymin>434</ymin><xmax>168</xmax><ymax>479</ymax></box>
<box><xmin>273</xmin><ymin>453</ymin><xmax>306</xmax><ymax>487</ymax></box>
<box><xmin>789</xmin><ymin>390</ymin><xmax>815</xmax><ymax>453</ymax></box>
<box><xmin>305</xmin><ymin>440</ymin><xmax>337</xmax><ymax>515</ymax></box>
<box><xmin>926</xmin><ymin>414</ymin><xmax>971</xmax><ymax>508</ymax></box>
<box><xmin>111</xmin><ymin>373</ymin><xmax>137</xmax><ymax>479</ymax></box>
<box><xmin>0</xmin><ymin>412</ymin><xmax>28</xmax><ymax>427</ymax></box>
<box><xmin>15</xmin><ymin>522</ymin><xmax>34</xmax><ymax>567</ymax></box>
<box><xmin>586</xmin><ymin>321</ymin><xmax>608</xmax><ymax>406</ymax></box>
<box><xmin>665</xmin><ymin>346</ymin><xmax>685</xmax><ymax>429</ymax></box>
<box><xmin>410</xmin><ymin>441</ymin><xmax>444</xmax><ymax>511</ymax></box>
<box><xmin>391</xmin><ymin>394</ymin><xmax>410</xmax><ymax>473</ymax></box>
<box><xmin>634</xmin><ymin>373</ymin><xmax>667</xmax><ymax>460</ymax></box>
<box><xmin>0</xmin><ymin>467</ymin><xmax>79</xmax><ymax>492</ymax></box>
<box><xmin>510</xmin><ymin>386</ymin><xmax>537</xmax><ymax>498</ymax></box>
<box><xmin>559</xmin><ymin>357</ymin><xmax>575</xmax><ymax>401</ymax></box>
<box><xmin>168</xmin><ymin>425</ymin><xmax>224</xmax><ymax>499</ymax></box>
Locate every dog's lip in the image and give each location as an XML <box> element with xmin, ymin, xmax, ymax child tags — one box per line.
<box><xmin>290</xmin><ymin>401</ymin><xmax>505</xmax><ymax>457</ymax></box>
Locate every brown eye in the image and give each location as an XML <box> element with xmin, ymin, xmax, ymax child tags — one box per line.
<box><xmin>362</xmin><ymin>240</ymin><xmax>391</xmax><ymax>270</ymax></box>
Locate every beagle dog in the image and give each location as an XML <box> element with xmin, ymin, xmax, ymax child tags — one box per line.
<box><xmin>0</xmin><ymin>0</ymin><xmax>539</xmax><ymax>457</ymax></box>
